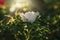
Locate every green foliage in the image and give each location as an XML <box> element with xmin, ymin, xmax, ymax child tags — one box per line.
<box><xmin>0</xmin><ymin>0</ymin><xmax>60</xmax><ymax>40</ymax></box>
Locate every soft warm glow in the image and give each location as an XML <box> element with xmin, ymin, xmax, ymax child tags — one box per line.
<box><xmin>10</xmin><ymin>6</ymin><xmax>16</xmax><ymax>12</ymax></box>
<box><xmin>10</xmin><ymin>0</ymin><xmax>30</xmax><ymax>12</ymax></box>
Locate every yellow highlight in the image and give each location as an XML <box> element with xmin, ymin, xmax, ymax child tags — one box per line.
<box><xmin>6</xmin><ymin>16</ymin><xmax>15</xmax><ymax>24</ymax></box>
<box><xmin>0</xmin><ymin>5</ymin><xmax>6</xmax><ymax>9</ymax></box>
<box><xmin>58</xmin><ymin>15</ymin><xmax>60</xmax><ymax>19</ymax></box>
<box><xmin>53</xmin><ymin>20</ymin><xmax>57</xmax><ymax>24</ymax></box>
<box><xmin>53</xmin><ymin>5</ymin><xmax>58</xmax><ymax>9</ymax></box>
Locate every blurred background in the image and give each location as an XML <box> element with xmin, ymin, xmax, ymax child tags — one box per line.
<box><xmin>0</xmin><ymin>0</ymin><xmax>60</xmax><ymax>40</ymax></box>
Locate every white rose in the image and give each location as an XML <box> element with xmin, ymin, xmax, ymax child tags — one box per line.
<box><xmin>20</xmin><ymin>11</ymin><xmax>39</xmax><ymax>23</ymax></box>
